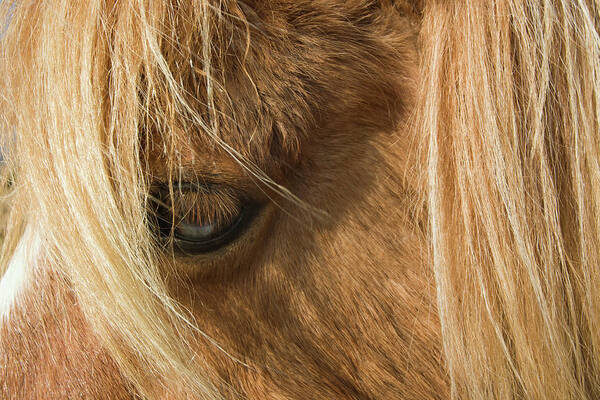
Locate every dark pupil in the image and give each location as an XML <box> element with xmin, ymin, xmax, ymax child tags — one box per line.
<box><xmin>153</xmin><ymin>184</ymin><xmax>256</xmax><ymax>255</ymax></box>
<box><xmin>170</xmin><ymin>208</ymin><xmax>246</xmax><ymax>254</ymax></box>
<box><xmin>173</xmin><ymin>209</ymin><xmax>237</xmax><ymax>244</ymax></box>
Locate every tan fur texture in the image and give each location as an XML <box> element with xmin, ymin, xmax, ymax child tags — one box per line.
<box><xmin>0</xmin><ymin>0</ymin><xmax>598</xmax><ymax>399</ymax></box>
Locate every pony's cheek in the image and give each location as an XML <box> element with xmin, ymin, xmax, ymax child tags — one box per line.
<box><xmin>0</xmin><ymin>226</ymin><xmax>41</xmax><ymax>322</ymax></box>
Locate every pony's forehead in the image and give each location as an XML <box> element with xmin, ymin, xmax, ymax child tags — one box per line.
<box><xmin>138</xmin><ymin>0</ymin><xmax>416</xmax><ymax>180</ymax></box>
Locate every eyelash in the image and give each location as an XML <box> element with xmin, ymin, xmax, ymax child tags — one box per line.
<box><xmin>152</xmin><ymin>183</ymin><xmax>259</xmax><ymax>255</ymax></box>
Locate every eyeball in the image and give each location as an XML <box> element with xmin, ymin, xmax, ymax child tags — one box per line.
<box><xmin>153</xmin><ymin>183</ymin><xmax>258</xmax><ymax>255</ymax></box>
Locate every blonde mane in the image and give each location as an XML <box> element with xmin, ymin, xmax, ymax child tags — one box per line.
<box><xmin>1</xmin><ymin>0</ymin><xmax>599</xmax><ymax>399</ymax></box>
<box><xmin>421</xmin><ymin>2</ymin><xmax>600</xmax><ymax>397</ymax></box>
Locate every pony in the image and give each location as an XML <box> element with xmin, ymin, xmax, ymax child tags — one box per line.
<box><xmin>0</xmin><ymin>0</ymin><xmax>599</xmax><ymax>398</ymax></box>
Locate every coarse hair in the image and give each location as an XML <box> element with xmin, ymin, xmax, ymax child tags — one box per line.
<box><xmin>0</xmin><ymin>0</ymin><xmax>599</xmax><ymax>399</ymax></box>
<box><xmin>421</xmin><ymin>1</ymin><xmax>600</xmax><ymax>398</ymax></box>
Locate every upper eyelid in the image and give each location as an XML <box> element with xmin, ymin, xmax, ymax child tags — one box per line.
<box><xmin>154</xmin><ymin>181</ymin><xmax>221</xmax><ymax>194</ymax></box>
<box><xmin>149</xmin><ymin>182</ymin><xmax>247</xmax><ymax>218</ymax></box>
<box><xmin>153</xmin><ymin>180</ymin><xmax>257</xmax><ymax>206</ymax></box>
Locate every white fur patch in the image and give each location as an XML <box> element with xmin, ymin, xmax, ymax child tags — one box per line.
<box><xmin>0</xmin><ymin>227</ymin><xmax>41</xmax><ymax>322</ymax></box>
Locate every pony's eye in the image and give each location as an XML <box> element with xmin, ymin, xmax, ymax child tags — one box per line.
<box><xmin>154</xmin><ymin>184</ymin><xmax>257</xmax><ymax>255</ymax></box>
<box><xmin>170</xmin><ymin>206</ymin><xmax>247</xmax><ymax>254</ymax></box>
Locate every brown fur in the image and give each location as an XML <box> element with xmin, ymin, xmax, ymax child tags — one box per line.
<box><xmin>0</xmin><ymin>267</ymin><xmax>132</xmax><ymax>399</ymax></box>
<box><xmin>0</xmin><ymin>1</ymin><xmax>446</xmax><ymax>398</ymax></box>
<box><xmin>1</xmin><ymin>0</ymin><xmax>598</xmax><ymax>399</ymax></box>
